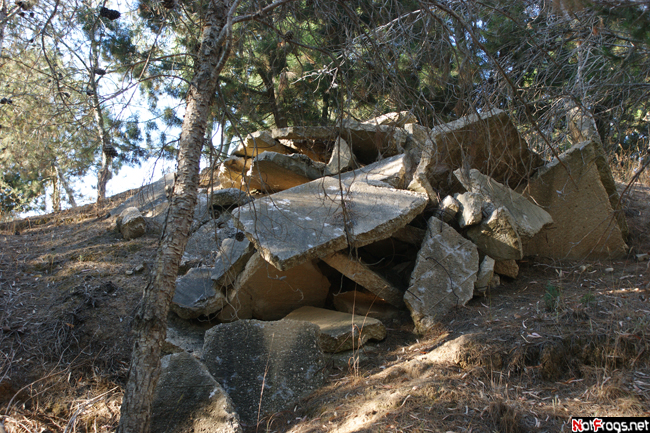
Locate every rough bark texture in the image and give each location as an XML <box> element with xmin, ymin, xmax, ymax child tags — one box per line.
<box><xmin>117</xmin><ymin>2</ymin><xmax>230</xmax><ymax>432</ymax></box>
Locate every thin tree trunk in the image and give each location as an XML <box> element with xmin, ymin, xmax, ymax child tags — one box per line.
<box><xmin>117</xmin><ymin>1</ymin><xmax>231</xmax><ymax>431</ymax></box>
<box><xmin>54</xmin><ymin>160</ymin><xmax>77</xmax><ymax>208</ymax></box>
<box><xmin>51</xmin><ymin>167</ymin><xmax>60</xmax><ymax>212</ymax></box>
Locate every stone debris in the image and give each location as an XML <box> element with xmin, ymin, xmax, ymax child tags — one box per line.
<box><xmin>152</xmin><ymin>352</ymin><xmax>242</xmax><ymax>433</ymax></box>
<box><xmin>111</xmin><ymin>108</ymin><xmax>630</xmax><ymax>427</ymax></box>
<box><xmin>116</xmin><ymin>206</ymin><xmax>146</xmax><ymax>240</ymax></box>
<box><xmin>362</xmin><ymin>111</ymin><xmax>417</xmax><ymax>127</ymax></box>
<box><xmin>202</xmin><ymin>319</ymin><xmax>325</xmax><ymax>424</ymax></box>
<box><xmin>404</xmin><ymin>217</ymin><xmax>479</xmax><ymax>334</ymax></box>
<box><xmin>494</xmin><ymin>259</ymin><xmax>519</xmax><ymax>279</ymax></box>
<box><xmin>211</xmin><ymin>237</ymin><xmax>254</xmax><ymax>288</ymax></box>
<box><xmin>522</xmin><ymin>140</ymin><xmax>627</xmax><ymax>259</ymax></box>
<box><xmin>172</xmin><ymin>267</ymin><xmax>227</xmax><ymax>320</ymax></box>
<box><xmin>455</xmin><ymin>168</ymin><xmax>553</xmax><ymax>240</ymax></box>
<box><xmin>466</xmin><ymin>207</ymin><xmax>523</xmax><ymax>261</ymax></box>
<box><xmin>233</xmin><ymin>130</ymin><xmax>291</xmax><ymax>158</ymax></box>
<box><xmin>474</xmin><ymin>256</ymin><xmax>496</xmax><ymax>294</ymax></box>
<box><xmin>284</xmin><ymin>306</ymin><xmax>386</xmax><ymax>353</ymax></box>
<box><xmin>324</xmin><ymin>137</ymin><xmax>357</xmax><ymax>175</ymax></box>
<box><xmin>322</xmin><ymin>251</ymin><xmax>405</xmax><ymax>308</ymax></box>
<box><xmin>437</xmin><ymin>195</ymin><xmax>461</xmax><ymax>224</ymax></box>
<box><xmin>456</xmin><ymin>192</ymin><xmax>484</xmax><ymax>228</ymax></box>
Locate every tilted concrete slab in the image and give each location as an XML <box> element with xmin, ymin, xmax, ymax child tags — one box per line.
<box><xmin>408</xmin><ymin>110</ymin><xmax>543</xmax><ymax>199</ymax></box>
<box><xmin>362</xmin><ymin>111</ymin><xmax>417</xmax><ymax>127</ymax></box>
<box><xmin>322</xmin><ymin>251</ymin><xmax>405</xmax><ymax>308</ymax></box>
<box><xmin>230</xmin><ymin>252</ymin><xmax>330</xmax><ymax>321</ymax></box>
<box><xmin>522</xmin><ymin>140</ymin><xmax>628</xmax><ymax>260</ymax></box>
<box><xmin>211</xmin><ymin>237</ymin><xmax>254</xmax><ymax>288</ymax></box>
<box><xmin>172</xmin><ymin>267</ymin><xmax>227</xmax><ymax>320</ymax></box>
<box><xmin>455</xmin><ymin>168</ymin><xmax>553</xmax><ymax>240</ymax></box>
<box><xmin>337</xmin><ymin>154</ymin><xmax>409</xmax><ymax>189</ymax></box>
<box><xmin>284</xmin><ymin>306</ymin><xmax>386</xmax><ymax>353</ymax></box>
<box><xmin>324</xmin><ymin>137</ymin><xmax>357</xmax><ymax>176</ymax></box>
<box><xmin>248</xmin><ymin>152</ymin><xmax>325</xmax><ymax>192</ymax></box>
<box><xmin>233</xmin><ymin>176</ymin><xmax>427</xmax><ymax>271</ymax></box>
<box><xmin>233</xmin><ymin>130</ymin><xmax>291</xmax><ymax>158</ymax></box>
<box><xmin>404</xmin><ymin>217</ymin><xmax>479</xmax><ymax>334</ymax></box>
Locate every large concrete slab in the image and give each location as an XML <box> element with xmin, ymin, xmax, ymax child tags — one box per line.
<box><xmin>455</xmin><ymin>168</ymin><xmax>553</xmax><ymax>240</ymax></box>
<box><xmin>322</xmin><ymin>251</ymin><xmax>404</xmax><ymax>308</ymax></box>
<box><xmin>233</xmin><ymin>176</ymin><xmax>427</xmax><ymax>271</ymax></box>
<box><xmin>408</xmin><ymin>110</ymin><xmax>543</xmax><ymax>199</ymax></box>
<box><xmin>202</xmin><ymin>319</ymin><xmax>325</xmax><ymax>424</ymax></box>
<box><xmin>284</xmin><ymin>306</ymin><xmax>386</xmax><ymax>353</ymax></box>
<box><xmin>522</xmin><ymin>140</ymin><xmax>628</xmax><ymax>259</ymax></box>
<box><xmin>152</xmin><ymin>352</ymin><xmax>242</xmax><ymax>433</ymax></box>
<box><xmin>324</xmin><ymin>137</ymin><xmax>357</xmax><ymax>176</ymax></box>
<box><xmin>404</xmin><ymin>217</ymin><xmax>479</xmax><ymax>334</ymax></box>
<box><xmin>231</xmin><ymin>252</ymin><xmax>330</xmax><ymax>320</ymax></box>
<box><xmin>362</xmin><ymin>111</ymin><xmax>417</xmax><ymax>127</ymax></box>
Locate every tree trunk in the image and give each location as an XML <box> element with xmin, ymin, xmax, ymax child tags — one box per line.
<box><xmin>51</xmin><ymin>168</ymin><xmax>60</xmax><ymax>212</ymax></box>
<box><xmin>117</xmin><ymin>1</ymin><xmax>231</xmax><ymax>432</ymax></box>
<box><xmin>54</xmin><ymin>160</ymin><xmax>77</xmax><ymax>208</ymax></box>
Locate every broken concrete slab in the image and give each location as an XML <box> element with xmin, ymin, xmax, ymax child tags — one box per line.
<box><xmin>455</xmin><ymin>168</ymin><xmax>553</xmax><ymax>240</ymax></box>
<box><xmin>337</xmin><ymin>154</ymin><xmax>410</xmax><ymax>189</ymax></box>
<box><xmin>494</xmin><ymin>259</ymin><xmax>519</xmax><ymax>279</ymax></box>
<box><xmin>172</xmin><ymin>267</ymin><xmax>227</xmax><ymax>320</ymax></box>
<box><xmin>362</xmin><ymin>111</ymin><xmax>417</xmax><ymax>128</ymax></box>
<box><xmin>332</xmin><ymin>291</ymin><xmax>403</xmax><ymax>323</ymax></box>
<box><xmin>404</xmin><ymin>217</ymin><xmax>479</xmax><ymax>334</ymax></box>
<box><xmin>117</xmin><ymin>206</ymin><xmax>146</xmax><ymax>240</ymax></box>
<box><xmin>152</xmin><ymin>351</ymin><xmax>242</xmax><ymax>433</ymax></box>
<box><xmin>248</xmin><ymin>152</ymin><xmax>325</xmax><ymax>192</ymax></box>
<box><xmin>436</xmin><ymin>195</ymin><xmax>461</xmax><ymax>224</ymax></box>
<box><xmin>474</xmin><ymin>256</ymin><xmax>496</xmax><ymax>294</ymax></box>
<box><xmin>211</xmin><ymin>188</ymin><xmax>252</xmax><ymax>212</ymax></box>
<box><xmin>456</xmin><ymin>192</ymin><xmax>484</xmax><ymax>228</ymax></box>
<box><xmin>408</xmin><ymin>110</ymin><xmax>543</xmax><ymax>200</ymax></box>
<box><xmin>231</xmin><ymin>252</ymin><xmax>330</xmax><ymax>320</ymax></box>
<box><xmin>271</xmin><ymin>126</ymin><xmax>338</xmax><ymax>142</ymax></box>
<box><xmin>566</xmin><ymin>107</ymin><xmax>629</xmax><ymax>240</ymax></box>
<box><xmin>234</xmin><ymin>176</ymin><xmax>427</xmax><ymax>271</ymax></box>
<box><xmin>182</xmin><ymin>213</ymin><xmax>238</xmax><ymax>270</ymax></box>
<box><xmin>284</xmin><ymin>306</ymin><xmax>386</xmax><ymax>353</ymax></box>
<box><xmin>466</xmin><ymin>207</ymin><xmax>523</xmax><ymax>261</ymax></box>
<box><xmin>202</xmin><ymin>319</ymin><xmax>325</xmax><ymax>424</ymax></box>
<box><xmin>233</xmin><ymin>130</ymin><xmax>291</xmax><ymax>158</ymax></box>
<box><xmin>211</xmin><ymin>237</ymin><xmax>254</xmax><ymax>288</ymax></box>
<box><xmin>338</xmin><ymin>121</ymin><xmax>408</xmax><ymax>164</ymax></box>
<box><xmin>324</xmin><ymin>137</ymin><xmax>357</xmax><ymax>176</ymax></box>
<box><xmin>163</xmin><ymin>313</ymin><xmax>215</xmax><ymax>358</ymax></box>
<box><xmin>522</xmin><ymin>140</ymin><xmax>628</xmax><ymax>260</ymax></box>
<box><xmin>322</xmin><ymin>251</ymin><xmax>404</xmax><ymax>308</ymax></box>
<box><xmin>217</xmin><ymin>156</ymin><xmax>257</xmax><ymax>191</ymax></box>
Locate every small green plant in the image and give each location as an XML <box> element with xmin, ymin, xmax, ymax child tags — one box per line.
<box><xmin>580</xmin><ymin>292</ymin><xmax>596</xmax><ymax>307</ymax></box>
<box><xmin>544</xmin><ymin>283</ymin><xmax>562</xmax><ymax>311</ymax></box>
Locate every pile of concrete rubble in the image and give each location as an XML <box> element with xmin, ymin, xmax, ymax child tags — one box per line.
<box><xmin>112</xmin><ymin>109</ymin><xmax>628</xmax><ymax>431</ymax></box>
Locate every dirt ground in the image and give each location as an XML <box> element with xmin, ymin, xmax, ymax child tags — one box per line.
<box><xmin>0</xmin><ymin>181</ymin><xmax>649</xmax><ymax>433</ymax></box>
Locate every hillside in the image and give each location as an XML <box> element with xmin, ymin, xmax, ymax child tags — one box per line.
<box><xmin>0</xmin><ymin>178</ymin><xmax>649</xmax><ymax>432</ymax></box>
